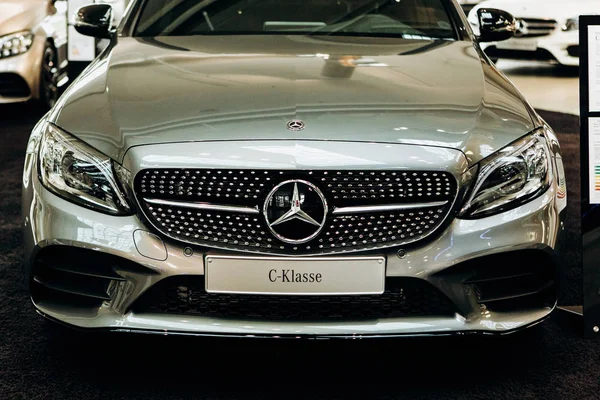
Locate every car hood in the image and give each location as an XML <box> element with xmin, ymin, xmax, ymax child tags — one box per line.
<box><xmin>50</xmin><ymin>35</ymin><xmax>537</xmax><ymax>166</ymax></box>
<box><xmin>473</xmin><ymin>0</ymin><xmax>600</xmax><ymax>21</ymax></box>
<box><xmin>0</xmin><ymin>0</ymin><xmax>47</xmax><ymax>36</ymax></box>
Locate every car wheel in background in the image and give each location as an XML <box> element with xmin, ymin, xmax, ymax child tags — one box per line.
<box><xmin>39</xmin><ymin>42</ymin><xmax>59</xmax><ymax>109</ymax></box>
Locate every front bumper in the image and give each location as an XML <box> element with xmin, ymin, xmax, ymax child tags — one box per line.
<box><xmin>482</xmin><ymin>30</ymin><xmax>579</xmax><ymax>66</ymax></box>
<box><xmin>22</xmin><ymin>156</ymin><xmax>564</xmax><ymax>338</ymax></box>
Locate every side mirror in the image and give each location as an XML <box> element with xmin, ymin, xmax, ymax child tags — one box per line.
<box><xmin>477</xmin><ymin>8</ymin><xmax>517</xmax><ymax>42</ymax></box>
<box><xmin>74</xmin><ymin>4</ymin><xmax>113</xmax><ymax>39</ymax></box>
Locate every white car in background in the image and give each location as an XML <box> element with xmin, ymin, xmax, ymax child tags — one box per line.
<box><xmin>458</xmin><ymin>0</ymin><xmax>483</xmax><ymax>14</ymax></box>
<box><xmin>469</xmin><ymin>0</ymin><xmax>598</xmax><ymax>66</ymax></box>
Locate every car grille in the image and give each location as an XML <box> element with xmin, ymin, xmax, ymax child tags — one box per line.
<box><xmin>135</xmin><ymin>169</ymin><xmax>458</xmax><ymax>255</ymax></box>
<box><xmin>515</xmin><ymin>18</ymin><xmax>558</xmax><ymax>38</ymax></box>
<box><xmin>132</xmin><ymin>276</ymin><xmax>458</xmax><ymax>321</ymax></box>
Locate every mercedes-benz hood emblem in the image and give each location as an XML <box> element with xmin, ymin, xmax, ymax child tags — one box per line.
<box><xmin>286</xmin><ymin>119</ymin><xmax>305</xmax><ymax>131</ymax></box>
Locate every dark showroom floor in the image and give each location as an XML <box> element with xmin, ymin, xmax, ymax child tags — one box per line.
<box><xmin>0</xmin><ymin>100</ymin><xmax>598</xmax><ymax>399</ymax></box>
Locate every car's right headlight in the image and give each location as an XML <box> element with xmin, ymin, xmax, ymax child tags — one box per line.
<box><xmin>459</xmin><ymin>130</ymin><xmax>552</xmax><ymax>219</ymax></box>
<box><xmin>38</xmin><ymin>123</ymin><xmax>132</xmax><ymax>216</ymax></box>
<box><xmin>0</xmin><ymin>31</ymin><xmax>33</xmax><ymax>59</ymax></box>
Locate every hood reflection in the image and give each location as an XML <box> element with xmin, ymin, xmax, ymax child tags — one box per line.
<box><xmin>52</xmin><ymin>35</ymin><xmax>535</xmax><ymax>165</ymax></box>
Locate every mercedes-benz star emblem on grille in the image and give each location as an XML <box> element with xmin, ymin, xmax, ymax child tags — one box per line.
<box><xmin>286</xmin><ymin>119</ymin><xmax>305</xmax><ymax>131</ymax></box>
<box><xmin>514</xmin><ymin>19</ymin><xmax>528</xmax><ymax>37</ymax></box>
<box><xmin>263</xmin><ymin>180</ymin><xmax>327</xmax><ymax>244</ymax></box>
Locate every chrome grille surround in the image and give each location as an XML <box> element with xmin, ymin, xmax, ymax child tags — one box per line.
<box><xmin>135</xmin><ymin>169</ymin><xmax>459</xmax><ymax>255</ymax></box>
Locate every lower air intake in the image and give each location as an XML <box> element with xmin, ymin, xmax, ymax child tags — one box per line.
<box><xmin>435</xmin><ymin>249</ymin><xmax>557</xmax><ymax>313</ymax></box>
<box><xmin>132</xmin><ymin>276</ymin><xmax>458</xmax><ymax>321</ymax></box>
<box><xmin>31</xmin><ymin>246</ymin><xmax>157</xmax><ymax>309</ymax></box>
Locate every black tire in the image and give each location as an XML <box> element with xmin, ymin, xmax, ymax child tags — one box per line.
<box><xmin>39</xmin><ymin>42</ymin><xmax>59</xmax><ymax>109</ymax></box>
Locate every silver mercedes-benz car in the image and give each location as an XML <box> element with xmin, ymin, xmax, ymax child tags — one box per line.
<box><xmin>22</xmin><ymin>0</ymin><xmax>567</xmax><ymax>338</ymax></box>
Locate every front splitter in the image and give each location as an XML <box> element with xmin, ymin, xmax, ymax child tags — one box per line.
<box><xmin>36</xmin><ymin>308</ymin><xmax>552</xmax><ymax>340</ymax></box>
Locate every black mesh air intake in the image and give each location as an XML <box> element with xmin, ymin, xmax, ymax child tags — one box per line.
<box><xmin>132</xmin><ymin>276</ymin><xmax>458</xmax><ymax>321</ymax></box>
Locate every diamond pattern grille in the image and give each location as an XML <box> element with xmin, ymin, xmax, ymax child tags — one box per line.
<box><xmin>135</xmin><ymin>169</ymin><xmax>458</xmax><ymax>255</ymax></box>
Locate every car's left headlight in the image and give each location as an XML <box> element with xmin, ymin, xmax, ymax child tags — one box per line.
<box><xmin>0</xmin><ymin>31</ymin><xmax>34</xmax><ymax>59</ymax></box>
<box><xmin>38</xmin><ymin>124</ymin><xmax>132</xmax><ymax>215</ymax></box>
<box><xmin>562</xmin><ymin>17</ymin><xmax>579</xmax><ymax>32</ymax></box>
<box><xmin>459</xmin><ymin>130</ymin><xmax>552</xmax><ymax>218</ymax></box>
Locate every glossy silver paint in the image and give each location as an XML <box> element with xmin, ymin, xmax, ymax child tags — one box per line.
<box><xmin>23</xmin><ymin>124</ymin><xmax>564</xmax><ymax>336</ymax></box>
<box><xmin>49</xmin><ymin>36</ymin><xmax>536</xmax><ymax>166</ymax></box>
<box><xmin>23</xmin><ymin>153</ymin><xmax>560</xmax><ymax>335</ymax></box>
<box><xmin>22</xmin><ymin>0</ymin><xmax>566</xmax><ymax>337</ymax></box>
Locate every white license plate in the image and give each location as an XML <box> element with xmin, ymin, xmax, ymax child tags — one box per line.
<box><xmin>205</xmin><ymin>255</ymin><xmax>386</xmax><ymax>295</ymax></box>
<box><xmin>496</xmin><ymin>38</ymin><xmax>538</xmax><ymax>52</ymax></box>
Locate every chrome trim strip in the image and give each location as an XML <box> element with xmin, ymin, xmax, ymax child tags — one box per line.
<box><xmin>332</xmin><ymin>201</ymin><xmax>449</xmax><ymax>215</ymax></box>
<box><xmin>144</xmin><ymin>199</ymin><xmax>260</xmax><ymax>214</ymax></box>
<box><xmin>107</xmin><ymin>314</ymin><xmax>551</xmax><ymax>339</ymax></box>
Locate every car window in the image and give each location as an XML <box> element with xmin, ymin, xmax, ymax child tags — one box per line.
<box><xmin>134</xmin><ymin>0</ymin><xmax>457</xmax><ymax>40</ymax></box>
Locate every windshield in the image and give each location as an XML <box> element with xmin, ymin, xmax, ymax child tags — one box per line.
<box><xmin>134</xmin><ymin>0</ymin><xmax>457</xmax><ymax>40</ymax></box>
